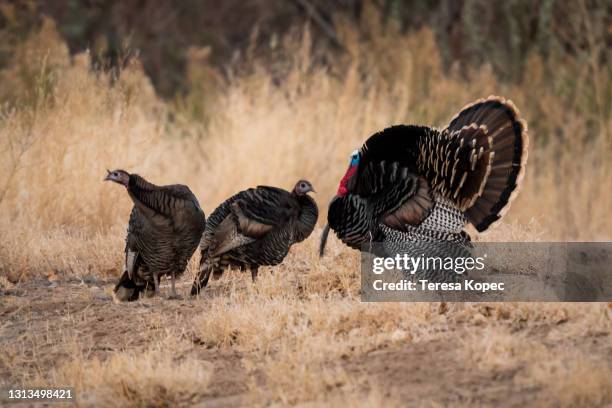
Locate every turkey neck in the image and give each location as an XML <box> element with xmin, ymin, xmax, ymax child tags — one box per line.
<box><xmin>127</xmin><ymin>174</ymin><xmax>170</xmax><ymax>218</ymax></box>
<box><xmin>293</xmin><ymin>194</ymin><xmax>318</xmax><ymax>242</ymax></box>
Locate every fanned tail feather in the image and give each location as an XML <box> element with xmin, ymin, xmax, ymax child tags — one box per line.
<box><xmin>446</xmin><ymin>96</ymin><xmax>528</xmax><ymax>232</ymax></box>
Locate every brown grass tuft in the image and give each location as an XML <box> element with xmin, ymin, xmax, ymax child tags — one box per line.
<box><xmin>50</xmin><ymin>343</ymin><xmax>213</xmax><ymax>408</ymax></box>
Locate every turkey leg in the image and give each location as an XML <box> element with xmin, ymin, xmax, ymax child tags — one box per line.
<box><xmin>251</xmin><ymin>266</ymin><xmax>259</xmax><ymax>282</ymax></box>
<box><xmin>153</xmin><ymin>272</ymin><xmax>161</xmax><ymax>296</ymax></box>
<box><xmin>167</xmin><ymin>272</ymin><xmax>181</xmax><ymax>300</ymax></box>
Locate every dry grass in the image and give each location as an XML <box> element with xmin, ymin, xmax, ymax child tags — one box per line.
<box><xmin>50</xmin><ymin>343</ymin><xmax>213</xmax><ymax>408</ymax></box>
<box><xmin>521</xmin><ymin>355</ymin><xmax>612</xmax><ymax>408</ymax></box>
<box><xmin>0</xmin><ymin>12</ymin><xmax>611</xmax><ymax>408</ymax></box>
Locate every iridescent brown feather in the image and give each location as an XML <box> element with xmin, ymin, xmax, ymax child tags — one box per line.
<box><xmin>446</xmin><ymin>96</ymin><xmax>528</xmax><ymax>231</ymax></box>
<box><xmin>417</xmin><ymin>124</ymin><xmax>493</xmax><ymax>211</ymax></box>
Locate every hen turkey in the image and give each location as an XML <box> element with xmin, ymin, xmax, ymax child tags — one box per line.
<box><xmin>191</xmin><ymin>180</ymin><xmax>318</xmax><ymax>295</ymax></box>
<box><xmin>105</xmin><ymin>170</ymin><xmax>206</xmax><ymax>300</ymax></box>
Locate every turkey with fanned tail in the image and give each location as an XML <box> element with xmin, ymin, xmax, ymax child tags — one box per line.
<box><xmin>105</xmin><ymin>170</ymin><xmax>206</xmax><ymax>300</ymax></box>
<box><xmin>320</xmin><ymin>96</ymin><xmax>528</xmax><ymax>282</ymax></box>
<box><xmin>191</xmin><ymin>180</ymin><xmax>318</xmax><ymax>295</ymax></box>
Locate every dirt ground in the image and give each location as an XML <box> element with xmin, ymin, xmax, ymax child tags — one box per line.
<box><xmin>1</xmin><ymin>271</ymin><xmax>610</xmax><ymax>407</ymax></box>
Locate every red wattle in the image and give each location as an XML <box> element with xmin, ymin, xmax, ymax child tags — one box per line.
<box><xmin>337</xmin><ymin>166</ymin><xmax>357</xmax><ymax>196</ymax></box>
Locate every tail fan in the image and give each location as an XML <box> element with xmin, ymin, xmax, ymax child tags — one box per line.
<box><xmin>445</xmin><ymin>96</ymin><xmax>528</xmax><ymax>232</ymax></box>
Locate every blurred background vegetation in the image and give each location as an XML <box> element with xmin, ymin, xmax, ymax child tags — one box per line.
<box><xmin>2</xmin><ymin>0</ymin><xmax>609</xmax><ymax>96</ymax></box>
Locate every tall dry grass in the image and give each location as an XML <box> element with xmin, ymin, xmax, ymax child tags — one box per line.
<box><xmin>0</xmin><ymin>16</ymin><xmax>610</xmax><ymax>282</ymax></box>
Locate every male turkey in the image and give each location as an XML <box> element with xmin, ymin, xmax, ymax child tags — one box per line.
<box><xmin>191</xmin><ymin>180</ymin><xmax>318</xmax><ymax>295</ymax></box>
<box><xmin>105</xmin><ymin>170</ymin><xmax>206</xmax><ymax>301</ymax></box>
<box><xmin>320</xmin><ymin>96</ymin><xmax>528</xmax><ymax>281</ymax></box>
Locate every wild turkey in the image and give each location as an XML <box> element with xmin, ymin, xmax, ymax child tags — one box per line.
<box><xmin>104</xmin><ymin>169</ymin><xmax>206</xmax><ymax>300</ymax></box>
<box><xmin>191</xmin><ymin>180</ymin><xmax>318</xmax><ymax>295</ymax></box>
<box><xmin>320</xmin><ymin>96</ymin><xmax>528</xmax><ymax>281</ymax></box>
